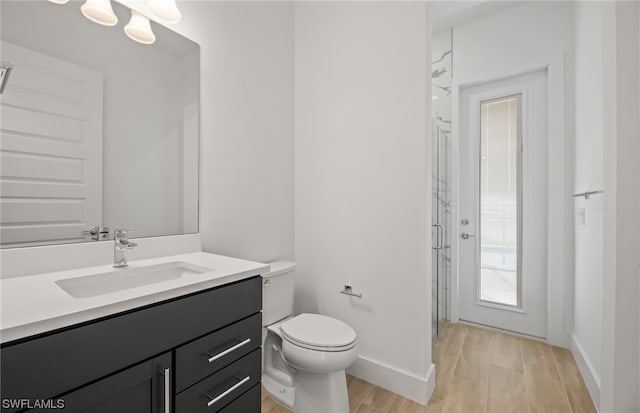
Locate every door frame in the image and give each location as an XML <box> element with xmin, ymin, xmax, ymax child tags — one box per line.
<box><xmin>449</xmin><ymin>53</ymin><xmax>570</xmax><ymax>347</ymax></box>
<box><xmin>459</xmin><ymin>73</ymin><xmax>548</xmax><ymax>338</ymax></box>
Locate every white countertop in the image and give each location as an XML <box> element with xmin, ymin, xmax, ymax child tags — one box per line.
<box><xmin>0</xmin><ymin>252</ymin><xmax>269</xmax><ymax>344</ymax></box>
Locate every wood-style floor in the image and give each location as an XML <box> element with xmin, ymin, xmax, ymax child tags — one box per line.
<box><xmin>262</xmin><ymin>322</ymin><xmax>597</xmax><ymax>413</ymax></box>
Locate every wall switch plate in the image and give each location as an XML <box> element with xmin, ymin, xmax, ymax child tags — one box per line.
<box><xmin>577</xmin><ymin>208</ymin><xmax>586</xmax><ymax>226</ymax></box>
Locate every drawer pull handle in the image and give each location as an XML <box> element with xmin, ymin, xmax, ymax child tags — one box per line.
<box><xmin>164</xmin><ymin>368</ymin><xmax>170</xmax><ymax>413</ymax></box>
<box><xmin>207</xmin><ymin>338</ymin><xmax>251</xmax><ymax>363</ymax></box>
<box><xmin>206</xmin><ymin>375</ymin><xmax>251</xmax><ymax>407</ymax></box>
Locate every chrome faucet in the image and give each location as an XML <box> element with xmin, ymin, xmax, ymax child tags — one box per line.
<box><xmin>114</xmin><ymin>229</ymin><xmax>137</xmax><ymax>268</ymax></box>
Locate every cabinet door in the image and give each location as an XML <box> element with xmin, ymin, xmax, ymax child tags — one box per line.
<box><xmin>31</xmin><ymin>353</ymin><xmax>171</xmax><ymax>413</ymax></box>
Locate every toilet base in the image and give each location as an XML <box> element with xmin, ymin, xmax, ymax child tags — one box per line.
<box><xmin>293</xmin><ymin>369</ymin><xmax>350</xmax><ymax>413</ymax></box>
<box><xmin>262</xmin><ymin>369</ymin><xmax>350</xmax><ymax>413</ymax></box>
<box><xmin>262</xmin><ymin>374</ymin><xmax>295</xmax><ymax>409</ymax></box>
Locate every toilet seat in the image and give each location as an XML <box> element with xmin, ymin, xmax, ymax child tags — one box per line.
<box><xmin>280</xmin><ymin>313</ymin><xmax>357</xmax><ymax>352</ymax></box>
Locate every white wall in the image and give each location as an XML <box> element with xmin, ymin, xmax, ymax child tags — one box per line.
<box><xmin>600</xmin><ymin>2</ymin><xmax>640</xmax><ymax>411</ymax></box>
<box><xmin>450</xmin><ymin>1</ymin><xmax>573</xmax><ymax>345</ymax></box>
<box><xmin>452</xmin><ymin>2</ymin><xmax>573</xmax><ymax>85</ymax></box>
<box><xmin>142</xmin><ymin>1</ymin><xmax>295</xmax><ymax>263</ymax></box>
<box><xmin>572</xmin><ymin>2</ymin><xmax>605</xmax><ymax>403</ymax></box>
<box><xmin>573</xmin><ymin>2</ymin><xmax>640</xmax><ymax>410</ymax></box>
<box><xmin>293</xmin><ymin>2</ymin><xmax>433</xmax><ymax>404</ymax></box>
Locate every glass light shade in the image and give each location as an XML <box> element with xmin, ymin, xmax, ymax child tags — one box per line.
<box><xmin>81</xmin><ymin>0</ymin><xmax>118</xmax><ymax>26</ymax></box>
<box><xmin>124</xmin><ymin>11</ymin><xmax>156</xmax><ymax>45</ymax></box>
<box><xmin>48</xmin><ymin>0</ymin><xmax>70</xmax><ymax>4</ymax></box>
<box><xmin>148</xmin><ymin>0</ymin><xmax>181</xmax><ymax>24</ymax></box>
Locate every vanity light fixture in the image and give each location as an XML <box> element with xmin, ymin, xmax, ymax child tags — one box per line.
<box><xmin>124</xmin><ymin>11</ymin><xmax>156</xmax><ymax>45</ymax></box>
<box><xmin>48</xmin><ymin>0</ymin><xmax>70</xmax><ymax>4</ymax></box>
<box><xmin>81</xmin><ymin>0</ymin><xmax>118</xmax><ymax>27</ymax></box>
<box><xmin>147</xmin><ymin>0</ymin><xmax>181</xmax><ymax>24</ymax></box>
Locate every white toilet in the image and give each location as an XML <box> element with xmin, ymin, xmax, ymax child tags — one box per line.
<box><xmin>262</xmin><ymin>261</ymin><xmax>359</xmax><ymax>413</ymax></box>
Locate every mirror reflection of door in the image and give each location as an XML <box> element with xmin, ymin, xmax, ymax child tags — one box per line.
<box><xmin>0</xmin><ymin>41</ymin><xmax>103</xmax><ymax>247</ymax></box>
<box><xmin>459</xmin><ymin>70</ymin><xmax>548</xmax><ymax>339</ymax></box>
<box><xmin>0</xmin><ymin>1</ymin><xmax>200</xmax><ymax>247</ymax></box>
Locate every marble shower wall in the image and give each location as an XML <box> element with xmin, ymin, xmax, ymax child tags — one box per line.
<box><xmin>432</xmin><ymin>30</ymin><xmax>452</xmax><ymax>135</ymax></box>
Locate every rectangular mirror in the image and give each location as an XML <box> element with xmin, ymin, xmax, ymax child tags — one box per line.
<box><xmin>0</xmin><ymin>0</ymin><xmax>199</xmax><ymax>248</ymax></box>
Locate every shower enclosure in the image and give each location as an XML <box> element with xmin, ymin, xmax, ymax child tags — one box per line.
<box><xmin>431</xmin><ymin>124</ymin><xmax>450</xmax><ymax>343</ymax></box>
<box><xmin>431</xmin><ymin>30</ymin><xmax>452</xmax><ymax>343</ymax></box>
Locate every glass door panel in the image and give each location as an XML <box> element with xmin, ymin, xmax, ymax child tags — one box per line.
<box><xmin>479</xmin><ymin>96</ymin><xmax>521</xmax><ymax>307</ymax></box>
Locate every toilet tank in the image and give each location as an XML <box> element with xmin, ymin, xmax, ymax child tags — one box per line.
<box><xmin>262</xmin><ymin>261</ymin><xmax>296</xmax><ymax>326</ymax></box>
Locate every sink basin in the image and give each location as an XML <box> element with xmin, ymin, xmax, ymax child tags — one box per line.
<box><xmin>55</xmin><ymin>262</ymin><xmax>213</xmax><ymax>298</ymax></box>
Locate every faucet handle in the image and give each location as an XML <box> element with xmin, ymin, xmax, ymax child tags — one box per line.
<box><xmin>114</xmin><ymin>228</ymin><xmax>132</xmax><ymax>240</ymax></box>
<box><xmin>99</xmin><ymin>226</ymin><xmax>110</xmax><ymax>240</ymax></box>
<box><xmin>82</xmin><ymin>226</ymin><xmax>100</xmax><ymax>236</ymax></box>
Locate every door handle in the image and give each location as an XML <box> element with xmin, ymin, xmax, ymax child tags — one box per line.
<box><xmin>436</xmin><ymin>224</ymin><xmax>444</xmax><ymax>249</ymax></box>
<box><xmin>431</xmin><ymin>224</ymin><xmax>439</xmax><ymax>250</ymax></box>
<box><xmin>432</xmin><ymin>224</ymin><xmax>445</xmax><ymax>250</ymax></box>
<box><xmin>461</xmin><ymin>232</ymin><xmax>475</xmax><ymax>240</ymax></box>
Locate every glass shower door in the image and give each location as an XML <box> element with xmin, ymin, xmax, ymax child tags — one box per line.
<box><xmin>431</xmin><ymin>29</ymin><xmax>452</xmax><ymax>344</ymax></box>
<box><xmin>432</xmin><ymin>124</ymin><xmax>449</xmax><ymax>344</ymax></box>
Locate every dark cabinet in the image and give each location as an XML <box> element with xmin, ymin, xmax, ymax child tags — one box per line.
<box><xmin>31</xmin><ymin>353</ymin><xmax>171</xmax><ymax>413</ymax></box>
<box><xmin>218</xmin><ymin>384</ymin><xmax>261</xmax><ymax>413</ymax></box>
<box><xmin>175</xmin><ymin>313</ymin><xmax>262</xmax><ymax>393</ymax></box>
<box><xmin>176</xmin><ymin>349</ymin><xmax>261</xmax><ymax>413</ymax></box>
<box><xmin>0</xmin><ymin>276</ymin><xmax>262</xmax><ymax>413</ymax></box>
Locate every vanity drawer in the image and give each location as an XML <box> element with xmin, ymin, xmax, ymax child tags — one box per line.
<box><xmin>176</xmin><ymin>312</ymin><xmax>261</xmax><ymax>392</ymax></box>
<box><xmin>218</xmin><ymin>383</ymin><xmax>261</xmax><ymax>413</ymax></box>
<box><xmin>176</xmin><ymin>348</ymin><xmax>261</xmax><ymax>413</ymax></box>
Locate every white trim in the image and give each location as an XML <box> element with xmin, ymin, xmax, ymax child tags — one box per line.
<box><xmin>459</xmin><ymin>320</ymin><xmax>545</xmax><ymax>343</ymax></box>
<box><xmin>545</xmin><ymin>52</ymin><xmax>570</xmax><ymax>348</ymax></box>
<box><xmin>571</xmin><ymin>333</ymin><xmax>601</xmax><ymax>409</ymax></box>
<box><xmin>346</xmin><ymin>355</ymin><xmax>435</xmax><ymax>406</ymax></box>
<box><xmin>475</xmin><ymin>300</ymin><xmax>526</xmax><ymax>314</ymax></box>
<box><xmin>450</xmin><ymin>80</ymin><xmax>461</xmax><ymax>323</ymax></box>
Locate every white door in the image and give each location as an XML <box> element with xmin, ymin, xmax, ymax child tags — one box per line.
<box><xmin>0</xmin><ymin>41</ymin><xmax>103</xmax><ymax>247</ymax></box>
<box><xmin>458</xmin><ymin>70</ymin><xmax>548</xmax><ymax>338</ymax></box>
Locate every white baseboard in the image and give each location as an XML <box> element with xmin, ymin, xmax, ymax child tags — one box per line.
<box><xmin>346</xmin><ymin>355</ymin><xmax>435</xmax><ymax>405</ymax></box>
<box><xmin>570</xmin><ymin>333</ymin><xmax>601</xmax><ymax>410</ymax></box>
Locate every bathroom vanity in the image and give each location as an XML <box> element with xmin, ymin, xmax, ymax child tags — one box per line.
<box><xmin>0</xmin><ymin>2</ymin><xmax>268</xmax><ymax>411</ymax></box>
<box><xmin>0</xmin><ymin>253</ymin><xmax>267</xmax><ymax>413</ymax></box>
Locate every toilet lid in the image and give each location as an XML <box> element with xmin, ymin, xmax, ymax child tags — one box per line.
<box><xmin>280</xmin><ymin>313</ymin><xmax>357</xmax><ymax>350</ymax></box>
